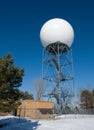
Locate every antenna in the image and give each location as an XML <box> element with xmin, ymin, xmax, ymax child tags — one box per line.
<box><xmin>40</xmin><ymin>18</ymin><xmax>74</xmax><ymax>113</ymax></box>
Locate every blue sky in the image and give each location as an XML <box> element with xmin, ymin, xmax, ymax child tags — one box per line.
<box><xmin>0</xmin><ymin>0</ymin><xmax>94</xmax><ymax>96</ymax></box>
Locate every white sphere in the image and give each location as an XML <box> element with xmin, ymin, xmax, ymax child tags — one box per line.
<box><xmin>40</xmin><ymin>18</ymin><xmax>74</xmax><ymax>48</ymax></box>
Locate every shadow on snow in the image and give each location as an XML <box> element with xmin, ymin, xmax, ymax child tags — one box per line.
<box><xmin>0</xmin><ymin>116</ymin><xmax>41</xmax><ymax>130</ymax></box>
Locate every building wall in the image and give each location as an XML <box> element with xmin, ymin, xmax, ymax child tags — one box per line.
<box><xmin>17</xmin><ymin>100</ymin><xmax>54</xmax><ymax>119</ymax></box>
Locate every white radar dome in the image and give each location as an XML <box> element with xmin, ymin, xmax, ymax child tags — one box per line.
<box><xmin>40</xmin><ymin>18</ymin><xmax>74</xmax><ymax>48</ymax></box>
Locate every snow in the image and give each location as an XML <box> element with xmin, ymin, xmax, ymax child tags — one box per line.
<box><xmin>0</xmin><ymin>115</ymin><xmax>94</xmax><ymax>130</ymax></box>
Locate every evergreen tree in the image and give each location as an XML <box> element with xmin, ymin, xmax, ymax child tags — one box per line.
<box><xmin>0</xmin><ymin>53</ymin><xmax>24</xmax><ymax>112</ymax></box>
<box><xmin>20</xmin><ymin>91</ymin><xmax>34</xmax><ymax>100</ymax></box>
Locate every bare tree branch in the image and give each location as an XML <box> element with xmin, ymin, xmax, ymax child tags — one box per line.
<box><xmin>33</xmin><ymin>78</ymin><xmax>47</xmax><ymax>100</ymax></box>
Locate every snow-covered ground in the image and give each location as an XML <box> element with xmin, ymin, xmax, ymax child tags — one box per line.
<box><xmin>0</xmin><ymin>115</ymin><xmax>94</xmax><ymax>130</ymax></box>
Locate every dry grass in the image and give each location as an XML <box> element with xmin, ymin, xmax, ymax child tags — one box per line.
<box><xmin>0</xmin><ymin>112</ymin><xmax>10</xmax><ymax>116</ymax></box>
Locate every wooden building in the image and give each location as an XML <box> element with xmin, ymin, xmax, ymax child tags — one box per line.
<box><xmin>17</xmin><ymin>100</ymin><xmax>54</xmax><ymax>119</ymax></box>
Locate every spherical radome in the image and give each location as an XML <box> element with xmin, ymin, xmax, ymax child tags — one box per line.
<box><xmin>40</xmin><ymin>18</ymin><xmax>74</xmax><ymax>48</ymax></box>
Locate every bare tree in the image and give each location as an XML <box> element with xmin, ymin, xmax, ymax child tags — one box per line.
<box><xmin>33</xmin><ymin>78</ymin><xmax>47</xmax><ymax>100</ymax></box>
<box><xmin>80</xmin><ymin>89</ymin><xmax>93</xmax><ymax>109</ymax></box>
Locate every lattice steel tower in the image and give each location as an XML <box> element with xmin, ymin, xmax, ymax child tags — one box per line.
<box><xmin>40</xmin><ymin>18</ymin><xmax>74</xmax><ymax>112</ymax></box>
